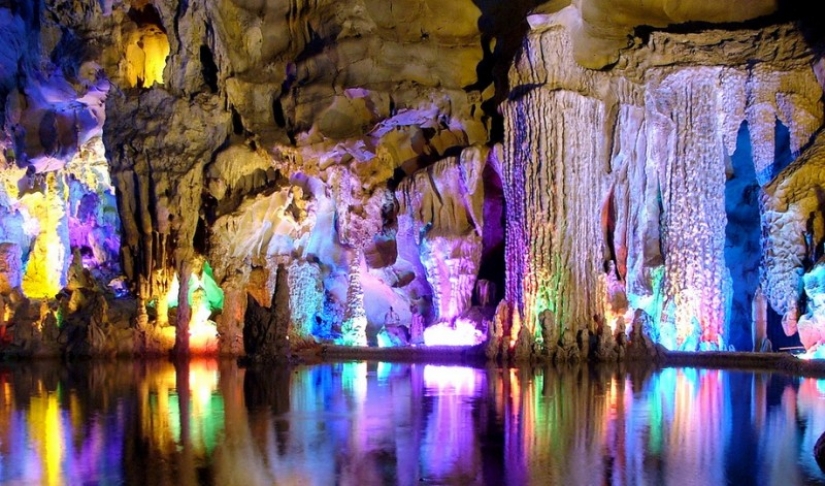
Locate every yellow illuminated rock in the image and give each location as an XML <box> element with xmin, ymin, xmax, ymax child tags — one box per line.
<box><xmin>20</xmin><ymin>174</ymin><xmax>68</xmax><ymax>300</ymax></box>
<box><xmin>125</xmin><ymin>26</ymin><xmax>169</xmax><ymax>88</ymax></box>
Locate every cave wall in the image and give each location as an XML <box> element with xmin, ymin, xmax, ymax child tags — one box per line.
<box><xmin>502</xmin><ymin>8</ymin><xmax>823</xmax><ymax>352</ymax></box>
<box><xmin>0</xmin><ymin>0</ymin><xmax>511</xmax><ymax>356</ymax></box>
<box><xmin>1</xmin><ymin>0</ymin><xmax>825</xmax><ymax>358</ymax></box>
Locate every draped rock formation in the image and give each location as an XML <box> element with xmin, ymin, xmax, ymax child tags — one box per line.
<box><xmin>502</xmin><ymin>8</ymin><xmax>822</xmax><ymax>352</ymax></box>
<box><xmin>1</xmin><ymin>0</ymin><xmax>824</xmax><ymax>358</ymax></box>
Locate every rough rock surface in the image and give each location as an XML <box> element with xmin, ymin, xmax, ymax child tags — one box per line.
<box><xmin>502</xmin><ymin>8</ymin><xmax>822</xmax><ymax>353</ymax></box>
<box><xmin>552</xmin><ymin>0</ymin><xmax>778</xmax><ymax>69</ymax></box>
<box><xmin>396</xmin><ymin>146</ymin><xmax>489</xmax><ymax>322</ymax></box>
<box><xmin>0</xmin><ymin>0</ymin><xmax>824</xmax><ymax>359</ymax></box>
<box><xmin>763</xmin><ymin>131</ymin><xmax>825</xmax><ymax>348</ymax></box>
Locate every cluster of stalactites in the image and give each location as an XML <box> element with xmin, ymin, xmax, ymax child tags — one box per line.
<box><xmin>500</xmin><ymin>9</ymin><xmax>823</xmax><ymax>355</ymax></box>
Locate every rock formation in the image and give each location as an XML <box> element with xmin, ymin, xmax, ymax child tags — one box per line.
<box><xmin>502</xmin><ymin>7</ymin><xmax>822</xmax><ymax>355</ymax></box>
<box><xmin>0</xmin><ymin>0</ymin><xmax>824</xmax><ymax>359</ymax></box>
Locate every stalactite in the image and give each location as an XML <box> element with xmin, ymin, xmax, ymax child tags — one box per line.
<box><xmin>651</xmin><ymin>69</ymin><xmax>729</xmax><ymax>350</ymax></box>
<box><xmin>174</xmin><ymin>258</ymin><xmax>195</xmax><ymax>355</ymax></box>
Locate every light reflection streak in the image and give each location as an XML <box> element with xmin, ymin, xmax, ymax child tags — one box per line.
<box><xmin>665</xmin><ymin>369</ymin><xmax>725</xmax><ymax>485</ymax></box>
<box><xmin>0</xmin><ymin>369</ymin><xmax>128</xmax><ymax>485</ymax></box>
<box><xmin>421</xmin><ymin>365</ymin><xmax>485</xmax><ymax>483</ymax></box>
<box><xmin>28</xmin><ymin>389</ymin><xmax>63</xmax><ymax>486</ymax></box>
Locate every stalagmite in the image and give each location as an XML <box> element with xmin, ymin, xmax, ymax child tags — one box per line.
<box><xmin>752</xmin><ymin>286</ymin><xmax>771</xmax><ymax>352</ymax></box>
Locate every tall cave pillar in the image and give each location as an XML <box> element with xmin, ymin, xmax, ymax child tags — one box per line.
<box><xmin>502</xmin><ymin>87</ymin><xmax>611</xmax><ymax>345</ymax></box>
<box><xmin>498</xmin><ymin>13</ymin><xmax>825</xmax><ymax>354</ymax></box>
<box><xmin>647</xmin><ymin>69</ymin><xmax>729</xmax><ymax>350</ymax></box>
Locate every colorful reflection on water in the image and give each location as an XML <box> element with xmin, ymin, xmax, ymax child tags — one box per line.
<box><xmin>1</xmin><ymin>361</ymin><xmax>825</xmax><ymax>485</ymax></box>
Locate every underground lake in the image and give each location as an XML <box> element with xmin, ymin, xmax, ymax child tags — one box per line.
<box><xmin>2</xmin><ymin>358</ymin><xmax>825</xmax><ymax>485</ymax></box>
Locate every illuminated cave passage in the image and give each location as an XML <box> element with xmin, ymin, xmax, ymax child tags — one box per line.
<box><xmin>124</xmin><ymin>4</ymin><xmax>169</xmax><ymax>88</ymax></box>
<box><xmin>723</xmin><ymin>122</ymin><xmax>761</xmax><ymax>351</ymax></box>
<box><xmin>724</xmin><ymin>119</ymin><xmax>801</xmax><ymax>351</ymax></box>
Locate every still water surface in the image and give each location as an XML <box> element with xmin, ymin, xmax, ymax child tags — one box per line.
<box><xmin>1</xmin><ymin>360</ymin><xmax>825</xmax><ymax>485</ymax></box>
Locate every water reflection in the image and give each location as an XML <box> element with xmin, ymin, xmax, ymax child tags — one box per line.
<box><xmin>2</xmin><ymin>360</ymin><xmax>825</xmax><ymax>485</ymax></box>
